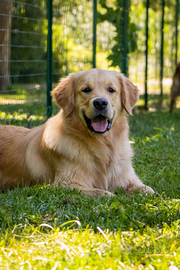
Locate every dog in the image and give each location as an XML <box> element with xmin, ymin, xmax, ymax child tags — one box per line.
<box><xmin>0</xmin><ymin>69</ymin><xmax>154</xmax><ymax>196</ymax></box>
<box><xmin>170</xmin><ymin>63</ymin><xmax>180</xmax><ymax>112</ymax></box>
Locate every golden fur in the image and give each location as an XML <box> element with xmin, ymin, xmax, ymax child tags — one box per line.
<box><xmin>0</xmin><ymin>69</ymin><xmax>154</xmax><ymax>196</ymax></box>
<box><xmin>170</xmin><ymin>63</ymin><xmax>180</xmax><ymax>112</ymax></box>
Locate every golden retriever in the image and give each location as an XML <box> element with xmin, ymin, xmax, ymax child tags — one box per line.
<box><xmin>0</xmin><ymin>69</ymin><xmax>154</xmax><ymax>196</ymax></box>
<box><xmin>170</xmin><ymin>63</ymin><xmax>180</xmax><ymax>112</ymax></box>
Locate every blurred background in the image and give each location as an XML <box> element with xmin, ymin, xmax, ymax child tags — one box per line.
<box><xmin>0</xmin><ymin>0</ymin><xmax>179</xmax><ymax>123</ymax></box>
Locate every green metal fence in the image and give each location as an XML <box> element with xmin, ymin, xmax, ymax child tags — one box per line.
<box><xmin>0</xmin><ymin>0</ymin><xmax>47</xmax><ymax>125</ymax></box>
<box><xmin>0</xmin><ymin>0</ymin><xmax>180</xmax><ymax>123</ymax></box>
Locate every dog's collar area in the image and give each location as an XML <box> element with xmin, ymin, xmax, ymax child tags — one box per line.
<box><xmin>83</xmin><ymin>113</ymin><xmax>112</xmax><ymax>134</ymax></box>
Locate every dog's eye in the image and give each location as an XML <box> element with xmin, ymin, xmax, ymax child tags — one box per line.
<box><xmin>108</xmin><ymin>87</ymin><xmax>115</xmax><ymax>93</ymax></box>
<box><xmin>82</xmin><ymin>87</ymin><xmax>91</xmax><ymax>93</ymax></box>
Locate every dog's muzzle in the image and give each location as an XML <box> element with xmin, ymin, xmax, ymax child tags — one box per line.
<box><xmin>84</xmin><ymin>98</ymin><xmax>113</xmax><ymax>134</ymax></box>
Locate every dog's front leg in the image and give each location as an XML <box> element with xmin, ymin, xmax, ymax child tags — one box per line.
<box><xmin>53</xmin><ymin>169</ymin><xmax>114</xmax><ymax>197</ymax></box>
<box><xmin>123</xmin><ymin>172</ymin><xmax>154</xmax><ymax>195</ymax></box>
<box><xmin>69</xmin><ymin>185</ymin><xmax>115</xmax><ymax>197</ymax></box>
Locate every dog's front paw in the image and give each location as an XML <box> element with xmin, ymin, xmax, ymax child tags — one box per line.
<box><xmin>126</xmin><ymin>184</ymin><xmax>154</xmax><ymax>195</ymax></box>
<box><xmin>104</xmin><ymin>190</ymin><xmax>115</xmax><ymax>197</ymax></box>
<box><xmin>138</xmin><ymin>185</ymin><xmax>154</xmax><ymax>194</ymax></box>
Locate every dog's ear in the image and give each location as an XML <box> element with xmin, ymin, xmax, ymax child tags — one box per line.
<box><xmin>51</xmin><ymin>74</ymin><xmax>75</xmax><ymax>117</ymax></box>
<box><xmin>119</xmin><ymin>74</ymin><xmax>139</xmax><ymax>115</ymax></box>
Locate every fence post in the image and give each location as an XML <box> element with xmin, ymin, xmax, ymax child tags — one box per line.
<box><xmin>120</xmin><ymin>0</ymin><xmax>129</xmax><ymax>76</ymax></box>
<box><xmin>175</xmin><ymin>0</ymin><xmax>179</xmax><ymax>66</ymax></box>
<box><xmin>47</xmin><ymin>0</ymin><xmax>53</xmax><ymax>118</ymax></box>
<box><xmin>93</xmin><ymin>0</ymin><xmax>97</xmax><ymax>68</ymax></box>
<box><xmin>160</xmin><ymin>0</ymin><xmax>165</xmax><ymax>101</ymax></box>
<box><xmin>144</xmin><ymin>0</ymin><xmax>149</xmax><ymax>110</ymax></box>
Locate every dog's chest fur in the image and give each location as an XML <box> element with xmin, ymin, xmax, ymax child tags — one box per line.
<box><xmin>43</xmin><ymin>114</ymin><xmax>132</xmax><ymax>191</ymax></box>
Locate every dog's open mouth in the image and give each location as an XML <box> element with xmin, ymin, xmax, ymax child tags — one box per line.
<box><xmin>84</xmin><ymin>114</ymin><xmax>112</xmax><ymax>134</ymax></box>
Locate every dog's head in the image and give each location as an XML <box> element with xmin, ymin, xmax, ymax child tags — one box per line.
<box><xmin>52</xmin><ymin>69</ymin><xmax>139</xmax><ymax>134</ymax></box>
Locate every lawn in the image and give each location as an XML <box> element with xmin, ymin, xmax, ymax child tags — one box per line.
<box><xmin>0</xmin><ymin>95</ymin><xmax>180</xmax><ymax>269</ymax></box>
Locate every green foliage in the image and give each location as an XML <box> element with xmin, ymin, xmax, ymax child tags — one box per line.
<box><xmin>129</xmin><ymin>0</ymin><xmax>178</xmax><ymax>81</ymax></box>
<box><xmin>98</xmin><ymin>0</ymin><xmax>140</xmax><ymax>72</ymax></box>
<box><xmin>51</xmin><ymin>0</ymin><xmax>94</xmax><ymax>80</ymax></box>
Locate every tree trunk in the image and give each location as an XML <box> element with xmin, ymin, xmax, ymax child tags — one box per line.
<box><xmin>0</xmin><ymin>0</ymin><xmax>13</xmax><ymax>91</ymax></box>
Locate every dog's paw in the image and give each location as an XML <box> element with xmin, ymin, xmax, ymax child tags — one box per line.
<box><xmin>78</xmin><ymin>187</ymin><xmax>115</xmax><ymax>197</ymax></box>
<box><xmin>126</xmin><ymin>184</ymin><xmax>154</xmax><ymax>195</ymax></box>
<box><xmin>138</xmin><ymin>185</ymin><xmax>155</xmax><ymax>195</ymax></box>
<box><xmin>104</xmin><ymin>190</ymin><xmax>115</xmax><ymax>197</ymax></box>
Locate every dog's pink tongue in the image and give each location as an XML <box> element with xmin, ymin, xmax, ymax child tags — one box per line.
<box><xmin>91</xmin><ymin>118</ymin><xmax>108</xmax><ymax>132</ymax></box>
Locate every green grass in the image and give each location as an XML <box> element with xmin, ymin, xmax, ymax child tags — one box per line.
<box><xmin>0</xmin><ymin>85</ymin><xmax>59</xmax><ymax>127</ymax></box>
<box><xmin>0</xmin><ymin>96</ymin><xmax>180</xmax><ymax>269</ymax></box>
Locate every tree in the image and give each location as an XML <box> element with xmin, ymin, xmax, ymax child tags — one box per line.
<box><xmin>0</xmin><ymin>0</ymin><xmax>13</xmax><ymax>90</ymax></box>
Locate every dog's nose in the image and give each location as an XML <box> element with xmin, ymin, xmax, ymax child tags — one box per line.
<box><xmin>93</xmin><ymin>98</ymin><xmax>108</xmax><ymax>111</ymax></box>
